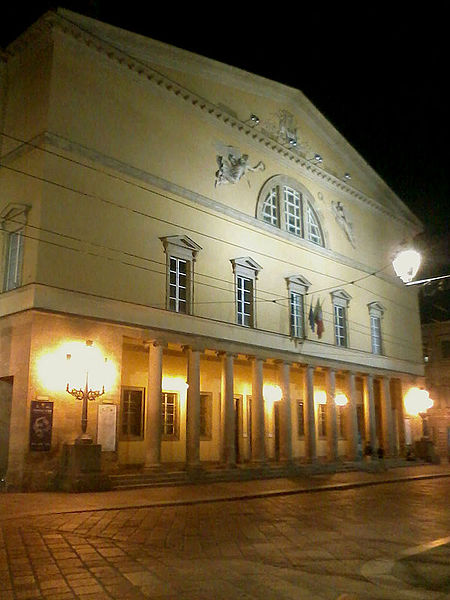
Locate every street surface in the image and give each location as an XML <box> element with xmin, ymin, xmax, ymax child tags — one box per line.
<box><xmin>0</xmin><ymin>476</ymin><xmax>449</xmax><ymax>600</ymax></box>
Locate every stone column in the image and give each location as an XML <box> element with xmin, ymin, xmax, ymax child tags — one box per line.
<box><xmin>363</xmin><ymin>374</ymin><xmax>377</xmax><ymax>451</ymax></box>
<box><xmin>279</xmin><ymin>361</ymin><xmax>293</xmax><ymax>464</ymax></box>
<box><xmin>346</xmin><ymin>371</ymin><xmax>359</xmax><ymax>461</ymax></box>
<box><xmin>220</xmin><ymin>352</ymin><xmax>236</xmax><ymax>467</ymax></box>
<box><xmin>185</xmin><ymin>347</ymin><xmax>201</xmax><ymax>470</ymax></box>
<box><xmin>326</xmin><ymin>368</ymin><xmax>338</xmax><ymax>462</ymax></box>
<box><xmin>251</xmin><ymin>357</ymin><xmax>265</xmax><ymax>463</ymax></box>
<box><xmin>144</xmin><ymin>342</ymin><xmax>163</xmax><ymax>468</ymax></box>
<box><xmin>304</xmin><ymin>365</ymin><xmax>317</xmax><ymax>462</ymax></box>
<box><xmin>380</xmin><ymin>376</ymin><xmax>394</xmax><ymax>456</ymax></box>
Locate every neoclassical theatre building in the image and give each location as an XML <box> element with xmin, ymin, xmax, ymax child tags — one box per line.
<box><xmin>0</xmin><ymin>9</ymin><xmax>425</xmax><ymax>490</ymax></box>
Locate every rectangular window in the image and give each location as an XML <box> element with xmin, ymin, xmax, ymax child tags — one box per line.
<box><xmin>169</xmin><ymin>256</ymin><xmax>188</xmax><ymax>313</ymax></box>
<box><xmin>334</xmin><ymin>305</ymin><xmax>347</xmax><ymax>347</ymax></box>
<box><xmin>297</xmin><ymin>400</ymin><xmax>305</xmax><ymax>437</ymax></box>
<box><xmin>283</xmin><ymin>186</ymin><xmax>301</xmax><ymax>236</ymax></box>
<box><xmin>318</xmin><ymin>403</ymin><xmax>326</xmax><ymax>437</ymax></box>
<box><xmin>200</xmin><ymin>392</ymin><xmax>212</xmax><ymax>439</ymax></box>
<box><xmin>4</xmin><ymin>230</ymin><xmax>24</xmax><ymax>291</ymax></box>
<box><xmin>236</xmin><ymin>275</ymin><xmax>253</xmax><ymax>327</ymax></box>
<box><xmin>290</xmin><ymin>291</ymin><xmax>304</xmax><ymax>338</ymax></box>
<box><xmin>120</xmin><ymin>387</ymin><xmax>145</xmax><ymax>439</ymax></box>
<box><xmin>370</xmin><ymin>315</ymin><xmax>382</xmax><ymax>354</ymax></box>
<box><xmin>161</xmin><ymin>392</ymin><xmax>179</xmax><ymax>439</ymax></box>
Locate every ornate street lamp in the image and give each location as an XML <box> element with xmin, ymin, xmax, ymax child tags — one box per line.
<box><xmin>66</xmin><ymin>340</ymin><xmax>106</xmax><ymax>444</ymax></box>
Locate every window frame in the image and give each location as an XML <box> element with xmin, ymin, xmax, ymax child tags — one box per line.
<box><xmin>331</xmin><ymin>290</ymin><xmax>352</xmax><ymax>348</ymax></box>
<box><xmin>161</xmin><ymin>391</ymin><xmax>180</xmax><ymax>440</ymax></box>
<box><xmin>3</xmin><ymin>229</ymin><xmax>24</xmax><ymax>291</ymax></box>
<box><xmin>160</xmin><ymin>235</ymin><xmax>202</xmax><ymax>315</ymax></box>
<box><xmin>257</xmin><ymin>176</ymin><xmax>326</xmax><ymax>247</ymax></box>
<box><xmin>231</xmin><ymin>257</ymin><xmax>262</xmax><ymax>328</ymax></box>
<box><xmin>120</xmin><ymin>386</ymin><xmax>145</xmax><ymax>441</ymax></box>
<box><xmin>286</xmin><ymin>274</ymin><xmax>311</xmax><ymax>339</ymax></box>
<box><xmin>367</xmin><ymin>302</ymin><xmax>385</xmax><ymax>355</ymax></box>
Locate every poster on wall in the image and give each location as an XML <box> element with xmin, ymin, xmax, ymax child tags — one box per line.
<box><xmin>29</xmin><ymin>400</ymin><xmax>53</xmax><ymax>451</ymax></box>
<box><xmin>97</xmin><ymin>404</ymin><xmax>117</xmax><ymax>451</ymax></box>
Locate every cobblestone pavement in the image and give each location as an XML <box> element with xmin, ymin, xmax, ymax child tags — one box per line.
<box><xmin>0</xmin><ymin>477</ymin><xmax>449</xmax><ymax>600</ymax></box>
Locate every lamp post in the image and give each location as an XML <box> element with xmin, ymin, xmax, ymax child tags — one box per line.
<box><xmin>66</xmin><ymin>340</ymin><xmax>105</xmax><ymax>445</ymax></box>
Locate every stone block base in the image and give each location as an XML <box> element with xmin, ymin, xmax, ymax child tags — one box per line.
<box><xmin>59</xmin><ymin>443</ymin><xmax>112</xmax><ymax>492</ymax></box>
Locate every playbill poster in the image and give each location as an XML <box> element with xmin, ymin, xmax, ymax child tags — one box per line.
<box><xmin>29</xmin><ymin>400</ymin><xmax>53</xmax><ymax>451</ymax></box>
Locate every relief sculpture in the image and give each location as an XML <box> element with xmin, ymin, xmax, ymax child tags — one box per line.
<box><xmin>332</xmin><ymin>200</ymin><xmax>356</xmax><ymax>248</ymax></box>
<box><xmin>215</xmin><ymin>146</ymin><xmax>265</xmax><ymax>187</ymax></box>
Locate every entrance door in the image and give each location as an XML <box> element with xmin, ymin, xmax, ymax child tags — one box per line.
<box><xmin>234</xmin><ymin>397</ymin><xmax>241</xmax><ymax>464</ymax></box>
<box><xmin>274</xmin><ymin>403</ymin><xmax>280</xmax><ymax>461</ymax></box>
<box><xmin>447</xmin><ymin>427</ymin><xmax>450</xmax><ymax>461</ymax></box>
<box><xmin>0</xmin><ymin>377</ymin><xmax>13</xmax><ymax>481</ymax></box>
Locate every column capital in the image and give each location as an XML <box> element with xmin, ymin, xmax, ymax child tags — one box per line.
<box><xmin>216</xmin><ymin>350</ymin><xmax>238</xmax><ymax>359</ymax></box>
<box><xmin>144</xmin><ymin>339</ymin><xmax>167</xmax><ymax>349</ymax></box>
<box><xmin>182</xmin><ymin>344</ymin><xmax>203</xmax><ymax>354</ymax></box>
<box><xmin>274</xmin><ymin>359</ymin><xmax>293</xmax><ymax>366</ymax></box>
<box><xmin>247</xmin><ymin>355</ymin><xmax>264</xmax><ymax>363</ymax></box>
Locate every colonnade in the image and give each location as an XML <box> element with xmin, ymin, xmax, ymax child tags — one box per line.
<box><xmin>142</xmin><ymin>343</ymin><xmax>397</xmax><ymax>470</ymax></box>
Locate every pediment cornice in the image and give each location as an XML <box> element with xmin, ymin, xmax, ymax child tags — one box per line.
<box><xmin>9</xmin><ymin>9</ymin><xmax>421</xmax><ymax>233</ymax></box>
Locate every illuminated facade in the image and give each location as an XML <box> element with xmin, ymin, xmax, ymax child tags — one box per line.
<box><xmin>0</xmin><ymin>9</ymin><xmax>426</xmax><ymax>490</ymax></box>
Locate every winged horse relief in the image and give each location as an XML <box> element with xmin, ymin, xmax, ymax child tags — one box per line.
<box><xmin>214</xmin><ymin>147</ymin><xmax>265</xmax><ymax>188</ymax></box>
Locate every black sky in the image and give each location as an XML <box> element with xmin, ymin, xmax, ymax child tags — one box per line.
<box><xmin>1</xmin><ymin>3</ymin><xmax>448</xmax><ymax>280</ymax></box>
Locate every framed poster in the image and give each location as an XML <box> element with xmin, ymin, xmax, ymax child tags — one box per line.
<box><xmin>29</xmin><ymin>400</ymin><xmax>53</xmax><ymax>451</ymax></box>
<box><xmin>97</xmin><ymin>404</ymin><xmax>117</xmax><ymax>451</ymax></box>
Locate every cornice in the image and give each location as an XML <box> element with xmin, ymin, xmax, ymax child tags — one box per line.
<box><xmin>34</xmin><ymin>10</ymin><xmax>422</xmax><ymax>233</ymax></box>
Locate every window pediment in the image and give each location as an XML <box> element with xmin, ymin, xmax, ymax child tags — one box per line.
<box><xmin>160</xmin><ymin>235</ymin><xmax>202</xmax><ymax>261</ymax></box>
<box><xmin>368</xmin><ymin>301</ymin><xmax>385</xmax><ymax>317</ymax></box>
<box><xmin>331</xmin><ymin>289</ymin><xmax>352</xmax><ymax>307</ymax></box>
<box><xmin>0</xmin><ymin>203</ymin><xmax>30</xmax><ymax>233</ymax></box>
<box><xmin>286</xmin><ymin>274</ymin><xmax>311</xmax><ymax>295</ymax></box>
<box><xmin>230</xmin><ymin>256</ymin><xmax>262</xmax><ymax>278</ymax></box>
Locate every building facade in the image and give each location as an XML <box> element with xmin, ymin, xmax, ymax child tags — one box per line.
<box><xmin>422</xmin><ymin>320</ymin><xmax>450</xmax><ymax>460</ymax></box>
<box><xmin>0</xmin><ymin>9</ymin><xmax>426</xmax><ymax>490</ymax></box>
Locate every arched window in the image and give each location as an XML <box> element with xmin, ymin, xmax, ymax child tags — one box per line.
<box><xmin>257</xmin><ymin>176</ymin><xmax>325</xmax><ymax>246</ymax></box>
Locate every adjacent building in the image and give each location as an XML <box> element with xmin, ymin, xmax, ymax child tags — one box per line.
<box><xmin>422</xmin><ymin>320</ymin><xmax>450</xmax><ymax>460</ymax></box>
<box><xmin>0</xmin><ymin>9</ymin><xmax>426</xmax><ymax>490</ymax></box>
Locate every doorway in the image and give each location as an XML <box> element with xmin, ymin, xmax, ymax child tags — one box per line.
<box><xmin>0</xmin><ymin>377</ymin><xmax>13</xmax><ymax>482</ymax></box>
<box><xmin>274</xmin><ymin>402</ymin><xmax>280</xmax><ymax>462</ymax></box>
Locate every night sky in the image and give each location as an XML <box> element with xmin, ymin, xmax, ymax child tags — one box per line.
<box><xmin>1</xmin><ymin>3</ymin><xmax>448</xmax><ymax>303</ymax></box>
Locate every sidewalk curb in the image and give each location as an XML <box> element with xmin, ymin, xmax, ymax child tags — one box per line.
<box><xmin>2</xmin><ymin>470</ymin><xmax>449</xmax><ymax>520</ymax></box>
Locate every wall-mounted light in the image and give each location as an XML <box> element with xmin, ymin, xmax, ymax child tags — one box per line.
<box><xmin>403</xmin><ymin>387</ymin><xmax>433</xmax><ymax>416</ymax></box>
<box><xmin>314</xmin><ymin>390</ymin><xmax>327</xmax><ymax>405</ymax></box>
<box><xmin>162</xmin><ymin>377</ymin><xmax>189</xmax><ymax>393</ymax></box>
<box><xmin>334</xmin><ymin>393</ymin><xmax>348</xmax><ymax>406</ymax></box>
<box><xmin>263</xmin><ymin>384</ymin><xmax>282</xmax><ymax>405</ymax></box>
